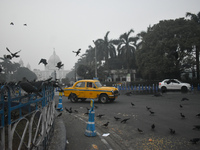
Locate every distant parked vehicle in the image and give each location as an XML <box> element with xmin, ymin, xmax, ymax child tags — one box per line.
<box><xmin>159</xmin><ymin>79</ymin><xmax>191</xmax><ymax>93</ymax></box>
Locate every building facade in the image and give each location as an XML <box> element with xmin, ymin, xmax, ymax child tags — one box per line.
<box><xmin>32</xmin><ymin>51</ymin><xmax>70</xmax><ymax>81</ymax></box>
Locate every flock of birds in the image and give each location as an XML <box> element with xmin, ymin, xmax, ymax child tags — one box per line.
<box><xmin>0</xmin><ymin>77</ymin><xmax>63</xmax><ymax>100</ymax></box>
<box><xmin>1</xmin><ymin>23</ymin><xmax>82</xmax><ymax>72</ymax></box>
<box><xmin>56</xmin><ymin>95</ymin><xmax>200</xmax><ymax>145</ymax></box>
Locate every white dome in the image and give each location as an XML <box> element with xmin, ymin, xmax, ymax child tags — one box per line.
<box><xmin>45</xmin><ymin>51</ymin><xmax>63</xmax><ymax>70</ymax></box>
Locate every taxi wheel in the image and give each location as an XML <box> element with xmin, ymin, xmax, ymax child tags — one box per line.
<box><xmin>70</xmin><ymin>93</ymin><xmax>78</xmax><ymax>103</ymax></box>
<box><xmin>99</xmin><ymin>94</ymin><xmax>108</xmax><ymax>104</ymax></box>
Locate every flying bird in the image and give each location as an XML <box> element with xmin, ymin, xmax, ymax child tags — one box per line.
<box><xmin>121</xmin><ymin>118</ymin><xmax>130</xmax><ymax>123</ymax></box>
<box><xmin>6</xmin><ymin>47</ymin><xmax>21</xmax><ymax>58</ymax></box>
<box><xmin>38</xmin><ymin>58</ymin><xmax>48</xmax><ymax>66</ymax></box>
<box><xmin>190</xmin><ymin>138</ymin><xmax>200</xmax><ymax>144</ymax></box>
<box><xmin>179</xmin><ymin>104</ymin><xmax>183</xmax><ymax>108</ymax></box>
<box><xmin>23</xmin><ymin>24</ymin><xmax>27</xmax><ymax>26</ymax></box>
<box><xmin>114</xmin><ymin>116</ymin><xmax>121</xmax><ymax>121</ymax></box>
<box><xmin>56</xmin><ymin>62</ymin><xmax>64</xmax><ymax>69</ymax></box>
<box><xmin>102</xmin><ymin>122</ymin><xmax>109</xmax><ymax>128</ymax></box>
<box><xmin>72</xmin><ymin>48</ymin><xmax>81</xmax><ymax>56</ymax></box>
<box><xmin>10</xmin><ymin>22</ymin><xmax>14</xmax><ymax>25</ymax></box>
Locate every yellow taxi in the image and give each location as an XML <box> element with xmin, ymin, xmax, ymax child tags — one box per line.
<box><xmin>64</xmin><ymin>79</ymin><xmax>119</xmax><ymax>103</ymax></box>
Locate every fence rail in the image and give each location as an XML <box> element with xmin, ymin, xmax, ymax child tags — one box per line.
<box><xmin>0</xmin><ymin>82</ymin><xmax>55</xmax><ymax>150</ymax></box>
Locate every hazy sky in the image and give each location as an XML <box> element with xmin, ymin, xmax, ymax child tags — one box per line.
<box><xmin>0</xmin><ymin>0</ymin><xmax>200</xmax><ymax>71</ymax></box>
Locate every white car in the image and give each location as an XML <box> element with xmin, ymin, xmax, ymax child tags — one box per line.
<box><xmin>159</xmin><ymin>79</ymin><xmax>191</xmax><ymax>92</ymax></box>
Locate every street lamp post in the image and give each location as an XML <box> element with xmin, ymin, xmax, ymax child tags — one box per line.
<box><xmin>93</xmin><ymin>40</ymin><xmax>97</xmax><ymax>78</ymax></box>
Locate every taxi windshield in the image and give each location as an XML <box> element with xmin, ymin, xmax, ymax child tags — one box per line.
<box><xmin>95</xmin><ymin>82</ymin><xmax>102</xmax><ymax>87</ymax></box>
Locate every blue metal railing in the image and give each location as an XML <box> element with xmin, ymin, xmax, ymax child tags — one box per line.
<box><xmin>0</xmin><ymin>82</ymin><xmax>55</xmax><ymax>150</ymax></box>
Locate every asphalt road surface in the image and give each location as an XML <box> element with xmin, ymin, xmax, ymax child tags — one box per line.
<box><xmin>56</xmin><ymin>91</ymin><xmax>200</xmax><ymax>150</ymax></box>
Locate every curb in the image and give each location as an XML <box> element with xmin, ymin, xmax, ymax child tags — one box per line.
<box><xmin>49</xmin><ymin>115</ymin><xmax>67</xmax><ymax>150</ymax></box>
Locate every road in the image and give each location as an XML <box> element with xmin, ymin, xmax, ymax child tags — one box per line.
<box><xmin>55</xmin><ymin>91</ymin><xmax>200</xmax><ymax>150</ymax></box>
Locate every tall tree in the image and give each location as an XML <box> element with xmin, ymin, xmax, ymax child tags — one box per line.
<box><xmin>94</xmin><ymin>31</ymin><xmax>116</xmax><ymax>70</ymax></box>
<box><xmin>116</xmin><ymin>29</ymin><xmax>138</xmax><ymax>71</ymax></box>
<box><xmin>135</xmin><ymin>18</ymin><xmax>198</xmax><ymax>80</ymax></box>
<box><xmin>186</xmin><ymin>11</ymin><xmax>200</xmax><ymax>80</ymax></box>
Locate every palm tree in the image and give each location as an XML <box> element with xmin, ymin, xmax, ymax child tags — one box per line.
<box><xmin>186</xmin><ymin>12</ymin><xmax>200</xmax><ymax>80</ymax></box>
<box><xmin>116</xmin><ymin>29</ymin><xmax>138</xmax><ymax>71</ymax></box>
<box><xmin>94</xmin><ymin>31</ymin><xmax>116</xmax><ymax>70</ymax></box>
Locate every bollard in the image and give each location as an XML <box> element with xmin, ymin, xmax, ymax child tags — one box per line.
<box><xmin>145</xmin><ymin>85</ymin><xmax>148</xmax><ymax>92</ymax></box>
<box><xmin>134</xmin><ymin>85</ymin><xmax>137</xmax><ymax>92</ymax></box>
<box><xmin>57</xmin><ymin>92</ymin><xmax>63</xmax><ymax>111</ymax></box>
<box><xmin>131</xmin><ymin>85</ymin><xmax>133</xmax><ymax>90</ymax></box>
<box><xmin>85</xmin><ymin>99</ymin><xmax>96</xmax><ymax>137</ymax></box>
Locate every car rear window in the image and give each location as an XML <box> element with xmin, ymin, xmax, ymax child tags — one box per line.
<box><xmin>95</xmin><ymin>82</ymin><xmax>102</xmax><ymax>87</ymax></box>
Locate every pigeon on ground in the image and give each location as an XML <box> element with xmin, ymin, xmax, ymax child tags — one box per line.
<box><xmin>193</xmin><ymin>125</ymin><xmax>200</xmax><ymax>130</ymax></box>
<box><xmin>196</xmin><ymin>113</ymin><xmax>200</xmax><ymax>117</ymax></box>
<box><xmin>114</xmin><ymin>116</ymin><xmax>121</xmax><ymax>121</ymax></box>
<box><xmin>149</xmin><ymin>110</ymin><xmax>155</xmax><ymax>115</ymax></box>
<box><xmin>121</xmin><ymin>118</ymin><xmax>130</xmax><ymax>123</ymax></box>
<box><xmin>125</xmin><ymin>92</ymin><xmax>132</xmax><ymax>96</ymax></box>
<box><xmin>102</xmin><ymin>122</ymin><xmax>109</xmax><ymax>128</ymax></box>
<box><xmin>190</xmin><ymin>138</ymin><xmax>200</xmax><ymax>144</ymax></box>
<box><xmin>153</xmin><ymin>92</ymin><xmax>162</xmax><ymax>97</ymax></box>
<box><xmin>57</xmin><ymin>113</ymin><xmax>62</xmax><ymax>117</ymax></box>
<box><xmin>96</xmin><ymin>114</ymin><xmax>104</xmax><ymax>118</ymax></box>
<box><xmin>181</xmin><ymin>97</ymin><xmax>189</xmax><ymax>101</ymax></box>
<box><xmin>180</xmin><ymin>113</ymin><xmax>185</xmax><ymax>118</ymax></box>
<box><xmin>137</xmin><ymin>128</ymin><xmax>143</xmax><ymax>133</ymax></box>
<box><xmin>169</xmin><ymin>128</ymin><xmax>176</xmax><ymax>134</ymax></box>
<box><xmin>131</xmin><ymin>102</ymin><xmax>135</xmax><ymax>106</ymax></box>
<box><xmin>146</xmin><ymin>106</ymin><xmax>151</xmax><ymax>110</ymax></box>
<box><xmin>65</xmin><ymin>107</ymin><xmax>72</xmax><ymax>114</ymax></box>
<box><xmin>151</xmin><ymin>124</ymin><xmax>155</xmax><ymax>130</ymax></box>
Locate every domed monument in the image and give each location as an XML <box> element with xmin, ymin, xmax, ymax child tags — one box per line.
<box><xmin>45</xmin><ymin>51</ymin><xmax>63</xmax><ymax>70</ymax></box>
<box><xmin>33</xmin><ymin>50</ymin><xmax>69</xmax><ymax>81</ymax></box>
